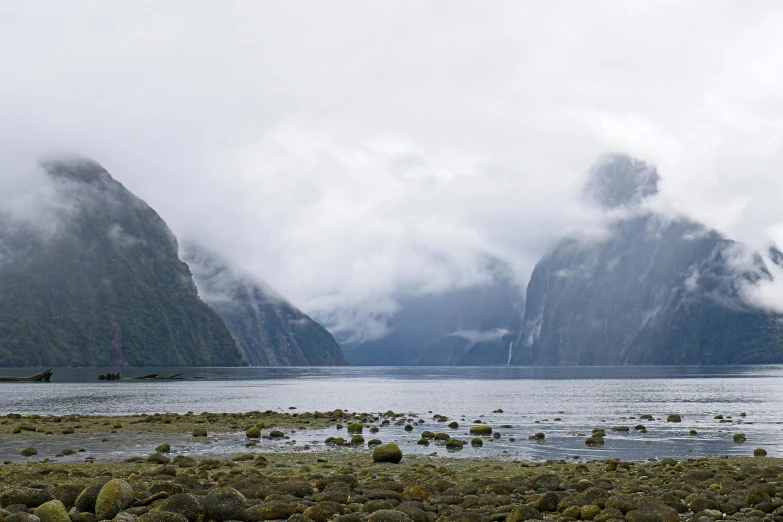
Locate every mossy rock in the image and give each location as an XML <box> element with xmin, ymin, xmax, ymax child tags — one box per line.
<box><xmin>746</xmin><ymin>487</ymin><xmax>771</xmax><ymax>505</ymax></box>
<box><xmin>585</xmin><ymin>436</ymin><xmax>605</xmax><ymax>447</ymax></box>
<box><xmin>581</xmin><ymin>505</ymin><xmax>602</xmax><ymax>521</ymax></box>
<box><xmin>591</xmin><ymin>428</ymin><xmax>606</xmax><ymax>437</ymax></box>
<box><xmin>138</xmin><ymin>512</ymin><xmax>189</xmax><ymax>522</ymax></box>
<box><xmin>192</xmin><ymin>428</ymin><xmax>208</xmax><ymax>437</ymax></box>
<box><xmin>469</xmin><ymin>425</ymin><xmax>492</xmax><ymax>436</ymax></box>
<box><xmin>634</xmin><ymin>425</ymin><xmax>646</xmax><ymax>431</ymax></box>
<box><xmin>666</xmin><ymin>414</ymin><xmax>682</xmax><ymax>423</ymax></box>
<box><xmin>367</xmin><ymin>510</ymin><xmax>412</xmax><ymax>522</ymax></box>
<box><xmin>368</xmin><ymin>439</ymin><xmax>382</xmax><ymax>445</ymax></box>
<box><xmin>347</xmin><ymin>422</ymin><xmax>364</xmax><ymax>434</ymax></box>
<box><xmin>351</xmin><ymin>435</ymin><xmax>365</xmax><ymax>444</ymax></box>
<box><xmin>471</xmin><ymin>437</ymin><xmax>483</xmax><ymax>447</ymax></box>
<box><xmin>404</xmin><ymin>424</ymin><xmax>413</xmax><ymax>432</ymax></box>
<box><xmin>74</xmin><ymin>484</ymin><xmax>102</xmax><ymax>513</ymax></box>
<box><xmin>269</xmin><ymin>430</ymin><xmax>285</xmax><ymax>438</ymax></box>
<box><xmin>244</xmin><ymin>501</ymin><xmax>297</xmax><ymax>522</ymax></box>
<box><xmin>1</xmin><ymin>487</ymin><xmax>55</xmax><ymax>509</ymax></box>
<box><xmin>52</xmin><ymin>484</ymin><xmax>84</xmax><ymax>510</ymax></box>
<box><xmin>369</xmin><ymin>426</ymin><xmax>380</xmax><ymax>433</ymax></box>
<box><xmin>420</xmin><ymin>431</ymin><xmax>435</xmax><ymax>439</ymax></box>
<box><xmin>447</xmin><ymin>422</ymin><xmax>459</xmax><ymax>429</ymax></box>
<box><xmin>20</xmin><ymin>447</ymin><xmax>38</xmax><ymax>457</ymax></box>
<box><xmin>155</xmin><ymin>443</ymin><xmax>171</xmax><ymax>453</ymax></box>
<box><xmin>714</xmin><ymin>414</ymin><xmax>724</xmax><ymax>419</ymax></box>
<box><xmin>204</xmin><ymin>487</ymin><xmax>247</xmax><ymax>522</ymax></box>
<box><xmin>506</xmin><ymin>505</ymin><xmax>542</xmax><ymax>522</ymax></box>
<box><xmin>401</xmin><ymin>483</ymin><xmax>431</xmax><ymax>501</ymax></box>
<box><xmin>147</xmin><ymin>453</ymin><xmax>171</xmax><ymax>464</ymax></box>
<box><xmin>245</xmin><ymin>426</ymin><xmax>261</xmax><ymax>438</ymax></box>
<box><xmin>95</xmin><ymin>479</ymin><xmax>135</xmax><ymax>521</ymax></box>
<box><xmin>445</xmin><ymin>438</ymin><xmax>464</xmax><ymax>450</ymax></box>
<box><xmin>611</xmin><ymin>426</ymin><xmax>629</xmax><ymax>432</ymax></box>
<box><xmin>372</xmin><ymin>443</ymin><xmax>403</xmax><ymax>464</ymax></box>
<box><xmin>433</xmin><ymin>432</ymin><xmax>450</xmax><ymax>441</ymax></box>
<box><xmin>754</xmin><ymin>448</ymin><xmax>768</xmax><ymax>457</ymax></box>
<box><xmin>34</xmin><ymin>500</ymin><xmax>70</xmax><ymax>522</ymax></box>
<box><xmin>733</xmin><ymin>433</ymin><xmax>746</xmax><ymax>443</ymax></box>
<box><xmin>416</xmin><ymin>438</ymin><xmax>430</xmax><ymax>446</ymax></box>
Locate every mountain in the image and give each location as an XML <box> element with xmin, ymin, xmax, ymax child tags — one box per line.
<box><xmin>0</xmin><ymin>158</ymin><xmax>246</xmax><ymax>367</ymax></box>
<box><xmin>182</xmin><ymin>245</ymin><xmax>347</xmax><ymax>366</ymax></box>
<box><xmin>512</xmin><ymin>154</ymin><xmax>783</xmax><ymax>365</ymax></box>
<box><xmin>341</xmin><ymin>258</ymin><xmax>525</xmax><ymax>366</ymax></box>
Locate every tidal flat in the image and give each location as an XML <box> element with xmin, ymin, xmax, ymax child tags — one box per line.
<box><xmin>1</xmin><ymin>410</ymin><xmax>782</xmax><ymax>522</ymax></box>
<box><xmin>0</xmin><ymin>443</ymin><xmax>781</xmax><ymax>522</ymax></box>
<box><xmin>0</xmin><ymin>406</ymin><xmax>772</xmax><ymax>465</ymax></box>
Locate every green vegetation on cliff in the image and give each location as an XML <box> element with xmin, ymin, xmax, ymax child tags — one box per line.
<box><xmin>0</xmin><ymin>159</ymin><xmax>245</xmax><ymax>367</ymax></box>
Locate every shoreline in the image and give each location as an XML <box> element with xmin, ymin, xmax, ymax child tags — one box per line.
<box><xmin>0</xmin><ymin>450</ymin><xmax>780</xmax><ymax>522</ymax></box>
<box><xmin>1</xmin><ymin>411</ymin><xmax>781</xmax><ymax>522</ymax></box>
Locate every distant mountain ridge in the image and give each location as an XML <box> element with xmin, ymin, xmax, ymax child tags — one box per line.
<box><xmin>341</xmin><ymin>257</ymin><xmax>525</xmax><ymax>366</ymax></box>
<box><xmin>511</xmin><ymin>154</ymin><xmax>783</xmax><ymax>366</ymax></box>
<box><xmin>0</xmin><ymin>159</ymin><xmax>245</xmax><ymax>367</ymax></box>
<box><xmin>183</xmin><ymin>244</ymin><xmax>347</xmax><ymax>366</ymax></box>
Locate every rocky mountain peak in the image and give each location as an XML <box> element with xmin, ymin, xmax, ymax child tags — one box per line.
<box><xmin>582</xmin><ymin>153</ymin><xmax>660</xmax><ymax>209</ymax></box>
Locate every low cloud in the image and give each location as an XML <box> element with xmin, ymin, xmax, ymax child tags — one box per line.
<box><xmin>2</xmin><ymin>2</ymin><xmax>783</xmax><ymax>339</ymax></box>
<box><xmin>447</xmin><ymin>328</ymin><xmax>511</xmax><ymax>347</ymax></box>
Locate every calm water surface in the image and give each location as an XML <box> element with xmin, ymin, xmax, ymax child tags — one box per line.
<box><xmin>0</xmin><ymin>365</ymin><xmax>781</xmax><ymax>463</ymax></box>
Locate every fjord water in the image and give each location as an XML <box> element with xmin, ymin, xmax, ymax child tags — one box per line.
<box><xmin>1</xmin><ymin>365</ymin><xmax>781</xmax><ymax>462</ymax></box>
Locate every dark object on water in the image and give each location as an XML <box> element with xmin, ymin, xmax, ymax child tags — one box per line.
<box><xmin>132</xmin><ymin>373</ymin><xmax>159</xmax><ymax>380</ymax></box>
<box><xmin>0</xmin><ymin>369</ymin><xmax>53</xmax><ymax>382</ymax></box>
<box><xmin>98</xmin><ymin>372</ymin><xmax>121</xmax><ymax>381</ymax></box>
<box><xmin>132</xmin><ymin>373</ymin><xmax>184</xmax><ymax>380</ymax></box>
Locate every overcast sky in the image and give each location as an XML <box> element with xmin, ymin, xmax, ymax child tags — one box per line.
<box><xmin>2</xmin><ymin>1</ymin><xmax>783</xmax><ymax>336</ymax></box>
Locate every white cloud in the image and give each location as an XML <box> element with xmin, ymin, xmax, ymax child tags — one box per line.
<box><xmin>2</xmin><ymin>1</ymin><xmax>783</xmax><ymax>336</ymax></box>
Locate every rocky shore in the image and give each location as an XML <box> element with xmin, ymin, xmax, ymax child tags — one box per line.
<box><xmin>0</xmin><ymin>412</ymin><xmax>780</xmax><ymax>522</ymax></box>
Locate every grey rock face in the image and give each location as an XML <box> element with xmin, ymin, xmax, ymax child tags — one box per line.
<box><xmin>583</xmin><ymin>154</ymin><xmax>660</xmax><ymax>209</ymax></box>
<box><xmin>183</xmin><ymin>244</ymin><xmax>347</xmax><ymax>366</ymax></box>
<box><xmin>513</xmin><ymin>156</ymin><xmax>783</xmax><ymax>366</ymax></box>
<box><xmin>0</xmin><ymin>158</ymin><xmax>244</xmax><ymax>367</ymax></box>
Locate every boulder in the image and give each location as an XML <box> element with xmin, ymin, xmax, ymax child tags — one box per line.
<box><xmin>95</xmin><ymin>480</ymin><xmax>135</xmax><ymax>521</ymax></box>
<box><xmin>367</xmin><ymin>510</ymin><xmax>412</xmax><ymax>522</ymax></box>
<box><xmin>33</xmin><ymin>501</ymin><xmax>70</xmax><ymax>522</ymax></box>
<box><xmin>157</xmin><ymin>494</ymin><xmax>204</xmax><ymax>522</ymax></box>
<box><xmin>137</xmin><ymin>513</ymin><xmax>188</xmax><ymax>522</ymax></box>
<box><xmin>372</xmin><ymin>444</ymin><xmax>403</xmax><ymax>464</ymax></box>
<box><xmin>1</xmin><ymin>489</ymin><xmax>55</xmax><ymax>509</ymax></box>
<box><xmin>204</xmin><ymin>487</ymin><xmax>246</xmax><ymax>522</ymax></box>
<box><xmin>505</xmin><ymin>505</ymin><xmax>542</xmax><ymax>522</ymax></box>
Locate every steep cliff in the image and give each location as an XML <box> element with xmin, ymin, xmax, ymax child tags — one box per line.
<box><xmin>512</xmin><ymin>154</ymin><xmax>783</xmax><ymax>365</ymax></box>
<box><xmin>183</xmin><ymin>244</ymin><xmax>347</xmax><ymax>366</ymax></box>
<box><xmin>0</xmin><ymin>159</ymin><xmax>245</xmax><ymax>367</ymax></box>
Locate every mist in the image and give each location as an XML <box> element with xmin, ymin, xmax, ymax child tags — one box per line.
<box><xmin>2</xmin><ymin>2</ymin><xmax>783</xmax><ymax>340</ymax></box>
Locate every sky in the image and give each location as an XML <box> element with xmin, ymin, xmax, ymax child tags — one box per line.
<box><xmin>2</xmin><ymin>1</ymin><xmax>783</xmax><ymax>338</ymax></box>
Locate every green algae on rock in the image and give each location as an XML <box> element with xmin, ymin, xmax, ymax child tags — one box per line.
<box><xmin>34</xmin><ymin>500</ymin><xmax>70</xmax><ymax>522</ymax></box>
<box><xmin>372</xmin><ymin>443</ymin><xmax>402</xmax><ymax>464</ymax></box>
<box><xmin>94</xmin><ymin>479</ymin><xmax>134</xmax><ymax>521</ymax></box>
<box><xmin>468</xmin><ymin>425</ymin><xmax>492</xmax><ymax>436</ymax></box>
